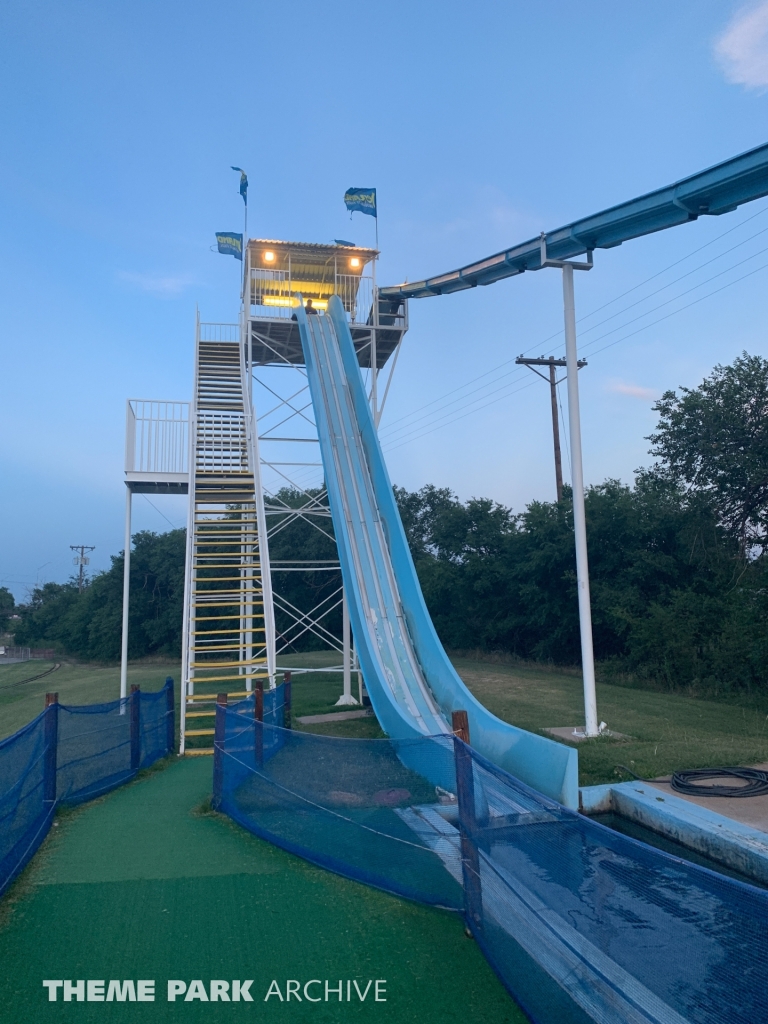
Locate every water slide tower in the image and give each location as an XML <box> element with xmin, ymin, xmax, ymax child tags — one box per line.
<box><xmin>121</xmin><ymin>237</ymin><xmax>408</xmax><ymax>752</ymax></box>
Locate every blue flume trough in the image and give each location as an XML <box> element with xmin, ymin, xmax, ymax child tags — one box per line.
<box><xmin>297</xmin><ymin>297</ymin><xmax>579</xmax><ymax>808</ymax></box>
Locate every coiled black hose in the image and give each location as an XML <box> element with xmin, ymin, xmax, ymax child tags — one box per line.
<box><xmin>671</xmin><ymin>767</ymin><xmax>768</xmax><ymax>798</ymax></box>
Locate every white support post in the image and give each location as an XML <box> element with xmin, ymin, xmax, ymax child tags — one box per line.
<box><xmin>562</xmin><ymin>263</ymin><xmax>599</xmax><ymax>737</ymax></box>
<box><xmin>354</xmin><ymin>644</ymin><xmax>362</xmax><ymax>705</ymax></box>
<box><xmin>336</xmin><ymin>587</ymin><xmax>357</xmax><ymax>705</ymax></box>
<box><xmin>120</xmin><ymin>486</ymin><xmax>132</xmax><ymax>703</ymax></box>
<box><xmin>371</xmin><ymin>256</ymin><xmax>378</xmax><ymax>423</ymax></box>
<box><xmin>370</xmin><ymin>331</ymin><xmax>378</xmax><ymax>424</ymax></box>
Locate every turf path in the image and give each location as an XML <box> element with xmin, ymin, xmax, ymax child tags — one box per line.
<box><xmin>0</xmin><ymin>757</ymin><xmax>524</xmax><ymax>1023</ymax></box>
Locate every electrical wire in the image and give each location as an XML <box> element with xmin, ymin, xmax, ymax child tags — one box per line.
<box><xmin>382</xmin><ymin>244</ymin><xmax>768</xmax><ymax>451</ymax></box>
<box><xmin>141</xmin><ymin>494</ymin><xmax>184</xmax><ymax>530</ymax></box>
<box><xmin>377</xmin><ymin>201</ymin><xmax>768</xmax><ymax>442</ymax></box>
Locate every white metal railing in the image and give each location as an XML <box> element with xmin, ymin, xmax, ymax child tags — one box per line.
<box><xmin>125</xmin><ymin>400</ymin><xmax>190</xmax><ymax>474</ymax></box>
<box><xmin>249</xmin><ymin>268</ymin><xmax>374</xmax><ymax>324</ymax></box>
<box><xmin>199</xmin><ymin>322</ymin><xmax>239</xmax><ymax>342</ymax></box>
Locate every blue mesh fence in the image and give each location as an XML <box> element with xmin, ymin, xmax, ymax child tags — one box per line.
<box><xmin>0</xmin><ymin>680</ymin><xmax>174</xmax><ymax>898</ymax></box>
<box><xmin>217</xmin><ymin>702</ymin><xmax>768</xmax><ymax>1024</ymax></box>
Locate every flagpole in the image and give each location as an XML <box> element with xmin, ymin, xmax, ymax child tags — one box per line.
<box><xmin>242</xmin><ymin>198</ymin><xmax>248</xmax><ymax>304</ymax></box>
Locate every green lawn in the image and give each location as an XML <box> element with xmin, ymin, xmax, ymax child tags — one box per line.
<box><xmin>0</xmin><ymin>660</ymin><xmax>179</xmax><ymax>741</ymax></box>
<box><xmin>452</xmin><ymin>655</ymin><xmax>768</xmax><ymax>787</ymax></box>
<box><xmin>5</xmin><ymin>653</ymin><xmax>768</xmax><ymax>788</ymax></box>
<box><xmin>277</xmin><ymin>651</ymin><xmax>386</xmax><ymax>739</ymax></box>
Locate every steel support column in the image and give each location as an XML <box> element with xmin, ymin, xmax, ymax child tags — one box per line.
<box><xmin>119</xmin><ymin>486</ymin><xmax>132</xmax><ymax>703</ymax></box>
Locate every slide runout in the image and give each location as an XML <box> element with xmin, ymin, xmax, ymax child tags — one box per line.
<box><xmin>298</xmin><ymin>298</ymin><xmax>578</xmax><ymax>808</ymax></box>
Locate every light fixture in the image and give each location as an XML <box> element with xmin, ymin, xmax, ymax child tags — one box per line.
<box><xmin>263</xmin><ymin>251</ymin><xmax>276</xmax><ymax>263</ymax></box>
<box><xmin>349</xmin><ymin>257</ymin><xmax>361</xmax><ymax>268</ymax></box>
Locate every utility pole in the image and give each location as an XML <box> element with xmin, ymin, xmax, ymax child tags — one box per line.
<box><xmin>70</xmin><ymin>545</ymin><xmax>95</xmax><ymax>593</ymax></box>
<box><xmin>515</xmin><ymin>355</ymin><xmax>586</xmax><ymax>503</ymax></box>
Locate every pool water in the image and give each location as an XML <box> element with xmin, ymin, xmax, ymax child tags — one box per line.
<box><xmin>589</xmin><ymin>811</ymin><xmax>766</xmax><ymax>889</ymax></box>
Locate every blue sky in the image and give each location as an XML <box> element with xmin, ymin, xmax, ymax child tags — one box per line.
<box><xmin>2</xmin><ymin>0</ymin><xmax>768</xmax><ymax>600</ymax></box>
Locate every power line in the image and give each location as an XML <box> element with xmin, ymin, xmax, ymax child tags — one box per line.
<box><xmin>587</xmin><ymin>255</ymin><xmax>768</xmax><ymax>359</ymax></box>
<box><xmin>141</xmin><ymin>494</ymin><xmax>184</xmax><ymax>530</ymax></box>
<box><xmin>383</xmin><ymin>253</ymin><xmax>768</xmax><ymax>452</ymax></box>
<box><xmin>378</xmin><ymin>201</ymin><xmax>768</xmax><ymax>440</ymax></box>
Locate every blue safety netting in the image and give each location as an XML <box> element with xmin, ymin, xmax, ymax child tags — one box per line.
<box><xmin>216</xmin><ymin>703</ymin><xmax>768</xmax><ymax>1024</ymax></box>
<box><xmin>0</xmin><ymin>680</ymin><xmax>173</xmax><ymax>898</ymax></box>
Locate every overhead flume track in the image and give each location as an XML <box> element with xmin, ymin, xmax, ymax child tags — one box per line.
<box><xmin>381</xmin><ymin>142</ymin><xmax>768</xmax><ymax>300</ymax></box>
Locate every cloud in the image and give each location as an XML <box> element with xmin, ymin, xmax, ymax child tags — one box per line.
<box><xmin>714</xmin><ymin>1</ymin><xmax>768</xmax><ymax>90</ymax></box>
<box><xmin>607</xmin><ymin>381</ymin><xmax>658</xmax><ymax>401</ymax></box>
<box><xmin>116</xmin><ymin>270</ymin><xmax>194</xmax><ymax>297</ymax></box>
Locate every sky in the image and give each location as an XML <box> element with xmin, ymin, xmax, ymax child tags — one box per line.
<box><xmin>1</xmin><ymin>0</ymin><xmax>768</xmax><ymax>601</ymax></box>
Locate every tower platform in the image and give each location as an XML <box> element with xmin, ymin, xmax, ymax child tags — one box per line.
<box><xmin>247</xmin><ymin>239</ymin><xmax>407</xmax><ymax>368</ymax></box>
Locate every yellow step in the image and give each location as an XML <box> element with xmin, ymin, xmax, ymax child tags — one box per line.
<box><xmin>184</xmin><ymin>748</ymin><xmax>214</xmax><ymax>757</ymax></box>
<box><xmin>184</xmin><ymin>728</ymin><xmax>215</xmax><ymax>736</ymax></box>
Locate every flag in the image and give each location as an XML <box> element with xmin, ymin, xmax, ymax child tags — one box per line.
<box><xmin>231</xmin><ymin>166</ymin><xmax>248</xmax><ymax>205</ymax></box>
<box><xmin>216</xmin><ymin>232</ymin><xmax>243</xmax><ymax>260</ymax></box>
<box><xmin>344</xmin><ymin>188</ymin><xmax>376</xmax><ymax>218</ymax></box>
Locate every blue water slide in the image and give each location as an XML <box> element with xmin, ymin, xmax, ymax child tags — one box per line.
<box><xmin>296</xmin><ymin>297</ymin><xmax>578</xmax><ymax>807</ymax></box>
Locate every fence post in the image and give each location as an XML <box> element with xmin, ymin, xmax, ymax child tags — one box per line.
<box><xmin>212</xmin><ymin>693</ymin><xmax>228</xmax><ymax>811</ymax></box>
<box><xmin>165</xmin><ymin>677</ymin><xmax>175</xmax><ymax>754</ymax></box>
<box><xmin>130</xmin><ymin>685</ymin><xmax>141</xmax><ymax>771</ymax></box>
<box><xmin>255</xmin><ymin>681</ymin><xmax>264</xmax><ymax>769</ymax></box>
<box><xmin>452</xmin><ymin>710</ymin><xmax>483</xmax><ymax>936</ymax></box>
<box><xmin>283</xmin><ymin>671</ymin><xmax>292</xmax><ymax>730</ymax></box>
<box><xmin>43</xmin><ymin>693</ymin><xmax>59</xmax><ymax>806</ymax></box>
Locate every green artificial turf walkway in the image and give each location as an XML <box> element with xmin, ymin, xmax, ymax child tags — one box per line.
<box><xmin>0</xmin><ymin>757</ymin><xmax>524</xmax><ymax>1023</ymax></box>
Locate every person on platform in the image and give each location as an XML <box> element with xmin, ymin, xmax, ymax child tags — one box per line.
<box><xmin>291</xmin><ymin>298</ymin><xmax>318</xmax><ymax>320</ymax></box>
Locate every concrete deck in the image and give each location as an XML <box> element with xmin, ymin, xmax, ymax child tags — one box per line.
<box><xmin>296</xmin><ymin>709</ymin><xmax>374</xmax><ymax>725</ymax></box>
<box><xmin>647</xmin><ymin>763</ymin><xmax>768</xmax><ymax>834</ymax></box>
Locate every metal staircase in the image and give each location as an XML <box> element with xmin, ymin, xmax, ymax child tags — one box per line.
<box><xmin>179</xmin><ymin>326</ymin><xmax>275</xmax><ymax>754</ymax></box>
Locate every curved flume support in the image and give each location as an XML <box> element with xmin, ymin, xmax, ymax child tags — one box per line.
<box><xmin>297</xmin><ymin>297</ymin><xmax>578</xmax><ymax>808</ymax></box>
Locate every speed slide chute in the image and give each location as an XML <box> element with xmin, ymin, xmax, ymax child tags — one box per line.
<box><xmin>296</xmin><ymin>296</ymin><xmax>578</xmax><ymax>808</ymax></box>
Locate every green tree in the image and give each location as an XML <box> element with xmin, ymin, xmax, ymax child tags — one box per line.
<box><xmin>0</xmin><ymin>587</ymin><xmax>15</xmax><ymax>631</ymax></box>
<box><xmin>649</xmin><ymin>352</ymin><xmax>768</xmax><ymax>550</ymax></box>
<box><xmin>15</xmin><ymin>530</ymin><xmax>186</xmax><ymax>660</ymax></box>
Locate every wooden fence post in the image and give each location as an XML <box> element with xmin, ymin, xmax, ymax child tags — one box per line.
<box><xmin>283</xmin><ymin>671</ymin><xmax>292</xmax><ymax>730</ymax></box>
<box><xmin>212</xmin><ymin>693</ymin><xmax>228</xmax><ymax>810</ymax></box>
<box><xmin>130</xmin><ymin>685</ymin><xmax>141</xmax><ymax>771</ymax></box>
<box><xmin>254</xmin><ymin>680</ymin><xmax>264</xmax><ymax>769</ymax></box>
<box><xmin>43</xmin><ymin>693</ymin><xmax>59</xmax><ymax>806</ymax></box>
<box><xmin>452</xmin><ymin>710</ymin><xmax>483</xmax><ymax>936</ymax></box>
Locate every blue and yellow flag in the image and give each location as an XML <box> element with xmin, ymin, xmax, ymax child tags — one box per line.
<box><xmin>344</xmin><ymin>187</ymin><xmax>376</xmax><ymax>218</ymax></box>
<box><xmin>216</xmin><ymin>232</ymin><xmax>243</xmax><ymax>260</ymax></box>
<box><xmin>231</xmin><ymin>166</ymin><xmax>248</xmax><ymax>205</ymax></box>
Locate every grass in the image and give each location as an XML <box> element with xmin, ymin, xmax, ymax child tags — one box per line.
<box><xmin>451</xmin><ymin>654</ymin><xmax>768</xmax><ymax>787</ymax></box>
<box><xmin>6</xmin><ymin>651</ymin><xmax>768</xmax><ymax>788</ymax></box>
<box><xmin>278</xmin><ymin>651</ymin><xmax>387</xmax><ymax>739</ymax></box>
<box><xmin>0</xmin><ymin>659</ymin><xmax>179</xmax><ymax>741</ymax></box>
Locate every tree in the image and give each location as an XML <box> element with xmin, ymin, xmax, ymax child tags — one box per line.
<box><xmin>15</xmin><ymin>530</ymin><xmax>186</xmax><ymax>660</ymax></box>
<box><xmin>0</xmin><ymin>587</ymin><xmax>15</xmax><ymax>631</ymax></box>
<box><xmin>648</xmin><ymin>352</ymin><xmax>768</xmax><ymax>551</ymax></box>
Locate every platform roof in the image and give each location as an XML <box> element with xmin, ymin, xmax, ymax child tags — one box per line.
<box><xmin>380</xmin><ymin>142</ymin><xmax>768</xmax><ymax>300</ymax></box>
<box><xmin>248</xmin><ymin>238</ymin><xmax>378</xmax><ymax>280</ymax></box>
